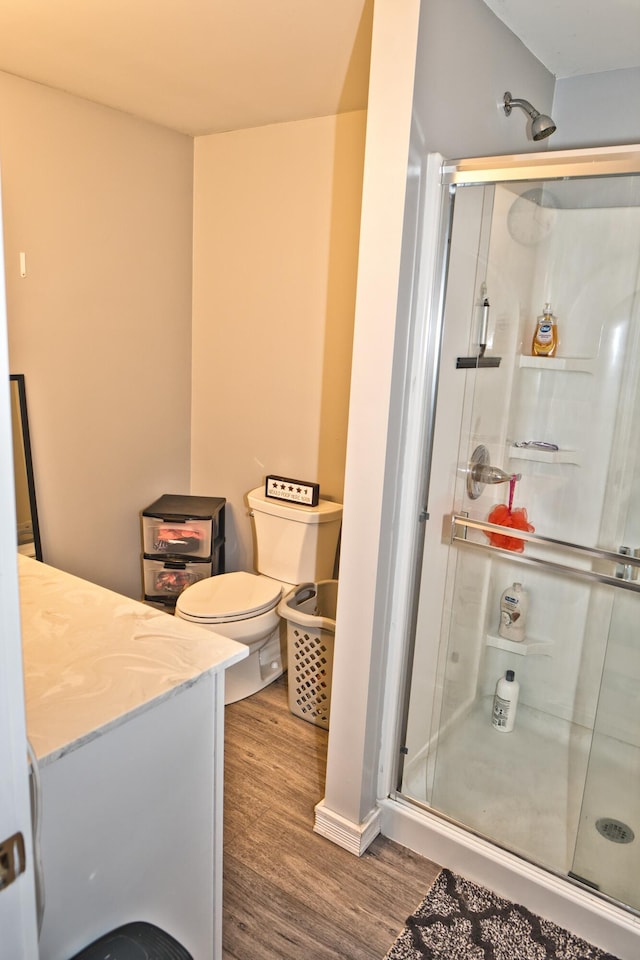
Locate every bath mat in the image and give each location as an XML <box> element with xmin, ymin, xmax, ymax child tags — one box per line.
<box><xmin>384</xmin><ymin>869</ymin><xmax>621</xmax><ymax>960</ymax></box>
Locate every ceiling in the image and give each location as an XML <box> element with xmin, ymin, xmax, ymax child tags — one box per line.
<box><xmin>0</xmin><ymin>0</ymin><xmax>636</xmax><ymax>137</ymax></box>
<box><xmin>482</xmin><ymin>0</ymin><xmax>640</xmax><ymax>79</ymax></box>
<box><xmin>0</xmin><ymin>0</ymin><xmax>373</xmax><ymax>136</ymax></box>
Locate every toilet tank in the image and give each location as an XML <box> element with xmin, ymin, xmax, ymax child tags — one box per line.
<box><xmin>247</xmin><ymin>486</ymin><xmax>342</xmax><ymax>583</ymax></box>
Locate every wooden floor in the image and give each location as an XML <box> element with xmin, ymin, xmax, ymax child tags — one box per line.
<box><xmin>222</xmin><ymin>676</ymin><xmax>441</xmax><ymax>959</ymax></box>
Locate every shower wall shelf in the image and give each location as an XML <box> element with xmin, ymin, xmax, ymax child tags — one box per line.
<box><xmin>509</xmin><ymin>446</ymin><xmax>581</xmax><ymax>465</ymax></box>
<box><xmin>518</xmin><ymin>356</ymin><xmax>596</xmax><ymax>374</ymax></box>
<box><xmin>486</xmin><ymin>632</ymin><xmax>553</xmax><ymax>656</ymax></box>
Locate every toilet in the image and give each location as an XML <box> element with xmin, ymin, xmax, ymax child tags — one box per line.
<box><xmin>175</xmin><ymin>486</ymin><xmax>342</xmax><ymax>704</ymax></box>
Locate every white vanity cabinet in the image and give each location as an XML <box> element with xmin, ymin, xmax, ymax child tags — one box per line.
<box><xmin>19</xmin><ymin>556</ymin><xmax>247</xmax><ymax>960</ymax></box>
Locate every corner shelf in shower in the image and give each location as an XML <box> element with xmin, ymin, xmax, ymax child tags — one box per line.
<box><xmin>518</xmin><ymin>356</ymin><xmax>597</xmax><ymax>374</ymax></box>
<box><xmin>509</xmin><ymin>446</ymin><xmax>581</xmax><ymax>465</ymax></box>
<box><xmin>486</xmin><ymin>632</ymin><xmax>553</xmax><ymax>656</ymax></box>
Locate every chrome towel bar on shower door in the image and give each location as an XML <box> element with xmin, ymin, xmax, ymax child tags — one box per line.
<box><xmin>444</xmin><ymin>513</ymin><xmax>640</xmax><ymax>594</ymax></box>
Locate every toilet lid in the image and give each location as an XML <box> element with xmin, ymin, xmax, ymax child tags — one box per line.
<box><xmin>176</xmin><ymin>571</ymin><xmax>282</xmax><ymax>622</ymax></box>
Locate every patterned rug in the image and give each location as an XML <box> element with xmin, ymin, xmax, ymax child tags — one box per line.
<box><xmin>385</xmin><ymin>869</ymin><xmax>621</xmax><ymax>960</ymax></box>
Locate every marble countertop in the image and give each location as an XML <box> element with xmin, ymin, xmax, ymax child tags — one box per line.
<box><xmin>19</xmin><ymin>556</ymin><xmax>247</xmax><ymax>765</ymax></box>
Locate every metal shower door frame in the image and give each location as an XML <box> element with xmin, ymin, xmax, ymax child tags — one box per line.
<box><xmin>390</xmin><ymin>141</ymin><xmax>640</xmax><ymax>818</ymax></box>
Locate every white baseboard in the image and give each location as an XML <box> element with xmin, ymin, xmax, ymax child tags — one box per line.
<box><xmin>313</xmin><ymin>799</ymin><xmax>381</xmax><ymax>856</ymax></box>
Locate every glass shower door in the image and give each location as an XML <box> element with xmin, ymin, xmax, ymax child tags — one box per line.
<box><xmin>569</xmin><ymin>340</ymin><xmax>640</xmax><ymax>908</ymax></box>
<box><xmin>398</xmin><ymin>153</ymin><xmax>640</xmax><ymax>909</ymax></box>
<box><xmin>570</xmin><ymin>584</ymin><xmax>640</xmax><ymax>909</ymax></box>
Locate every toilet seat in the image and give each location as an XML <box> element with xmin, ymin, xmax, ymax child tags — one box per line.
<box><xmin>176</xmin><ymin>570</ymin><xmax>282</xmax><ymax>623</ymax></box>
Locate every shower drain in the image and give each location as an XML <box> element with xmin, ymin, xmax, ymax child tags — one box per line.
<box><xmin>595</xmin><ymin>818</ymin><xmax>635</xmax><ymax>844</ymax></box>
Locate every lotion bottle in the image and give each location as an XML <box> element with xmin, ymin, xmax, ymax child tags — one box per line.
<box><xmin>498</xmin><ymin>582</ymin><xmax>528</xmax><ymax>642</ymax></box>
<box><xmin>531</xmin><ymin>302</ymin><xmax>558</xmax><ymax>357</ymax></box>
<box><xmin>492</xmin><ymin>670</ymin><xmax>520</xmax><ymax>733</ymax></box>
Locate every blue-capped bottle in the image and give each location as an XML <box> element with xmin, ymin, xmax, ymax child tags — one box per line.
<box><xmin>532</xmin><ymin>302</ymin><xmax>558</xmax><ymax>357</ymax></box>
<box><xmin>498</xmin><ymin>582</ymin><xmax>528</xmax><ymax>642</ymax></box>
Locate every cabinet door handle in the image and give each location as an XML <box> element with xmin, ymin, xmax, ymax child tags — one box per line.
<box><xmin>0</xmin><ymin>832</ymin><xmax>26</xmax><ymax>892</ymax></box>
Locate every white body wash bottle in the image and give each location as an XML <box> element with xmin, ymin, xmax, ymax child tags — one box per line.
<box><xmin>492</xmin><ymin>670</ymin><xmax>520</xmax><ymax>732</ymax></box>
<box><xmin>498</xmin><ymin>582</ymin><xmax>528</xmax><ymax>642</ymax></box>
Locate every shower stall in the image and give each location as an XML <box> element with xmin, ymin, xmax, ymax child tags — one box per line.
<box><xmin>388</xmin><ymin>144</ymin><xmax>640</xmax><ymax>931</ymax></box>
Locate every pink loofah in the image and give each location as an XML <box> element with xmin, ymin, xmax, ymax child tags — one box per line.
<box><xmin>486</xmin><ymin>503</ymin><xmax>535</xmax><ymax>552</ymax></box>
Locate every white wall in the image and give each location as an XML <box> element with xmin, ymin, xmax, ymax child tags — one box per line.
<box><xmin>322</xmin><ymin>0</ymin><xmax>556</xmax><ymax>832</ymax></box>
<box><xmin>2</xmin><ymin>76</ymin><xmax>366</xmax><ymax>597</ymax></box>
<box><xmin>191</xmin><ymin>113</ymin><xmax>366</xmax><ymax>571</ymax></box>
<box><xmin>2</xmin><ymin>72</ymin><xmax>194</xmax><ymax>598</ymax></box>
<box><xmin>552</xmin><ymin>68</ymin><xmax>640</xmax><ymax>150</ymax></box>
<box><xmin>317</xmin><ymin>0</ymin><xmax>422</xmax><ymax>830</ymax></box>
<box><xmin>0</xmin><ymin>186</ymin><xmax>39</xmax><ymax>957</ymax></box>
<box><xmin>410</xmin><ymin>0</ymin><xmax>555</xmax><ymax>159</ymax></box>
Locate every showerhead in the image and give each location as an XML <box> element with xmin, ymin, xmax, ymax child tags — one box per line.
<box><xmin>531</xmin><ymin>112</ymin><xmax>557</xmax><ymax>141</ymax></box>
<box><xmin>503</xmin><ymin>91</ymin><xmax>556</xmax><ymax>141</ymax></box>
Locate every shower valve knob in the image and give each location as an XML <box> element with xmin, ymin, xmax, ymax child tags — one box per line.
<box><xmin>467</xmin><ymin>445</ymin><xmax>521</xmax><ymax>500</ymax></box>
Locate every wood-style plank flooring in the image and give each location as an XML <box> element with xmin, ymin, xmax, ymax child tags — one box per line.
<box><xmin>222</xmin><ymin>676</ymin><xmax>441</xmax><ymax>959</ymax></box>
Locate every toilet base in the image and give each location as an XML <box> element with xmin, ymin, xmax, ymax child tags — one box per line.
<box><xmin>224</xmin><ymin>625</ymin><xmax>286</xmax><ymax>705</ymax></box>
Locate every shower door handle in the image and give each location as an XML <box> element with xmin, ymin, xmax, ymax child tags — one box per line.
<box><xmin>447</xmin><ymin>513</ymin><xmax>640</xmax><ymax>594</ymax></box>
